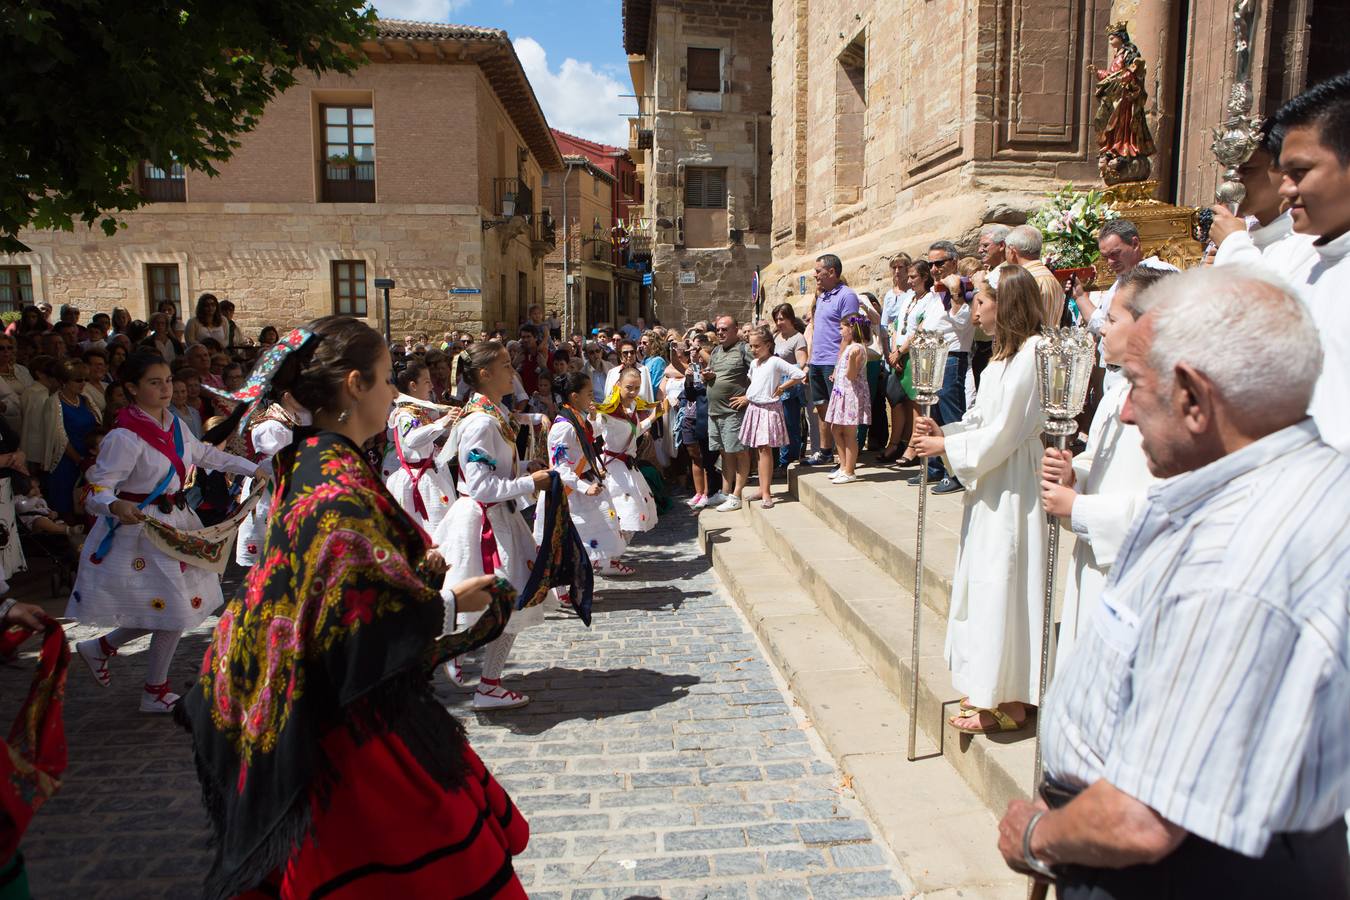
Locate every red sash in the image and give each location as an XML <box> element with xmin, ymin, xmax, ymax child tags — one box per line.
<box><xmin>115</xmin><ymin>406</ymin><xmax>186</xmax><ymax>484</ymax></box>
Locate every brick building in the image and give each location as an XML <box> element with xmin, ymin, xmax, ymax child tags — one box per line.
<box><xmin>760</xmin><ymin>0</ymin><xmax>1350</xmax><ymax>305</ymax></box>
<box><xmin>0</xmin><ymin>20</ymin><xmax>563</xmax><ymax>339</ymax></box>
<box><xmin>622</xmin><ymin>0</ymin><xmax>772</xmax><ymax>328</ymax></box>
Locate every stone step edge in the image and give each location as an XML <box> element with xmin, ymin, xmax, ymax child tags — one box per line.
<box><xmin>788</xmin><ymin>467</ymin><xmax>955</xmax><ymax>619</ymax></box>
<box><xmin>699</xmin><ymin>518</ymin><xmax>1025</xmax><ymax>898</ymax></box>
<box><xmin>739</xmin><ymin>502</ymin><xmax>1034</xmax><ymax>820</ymax></box>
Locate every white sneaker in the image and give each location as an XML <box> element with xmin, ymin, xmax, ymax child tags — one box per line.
<box><xmin>473</xmin><ymin>684</ymin><xmax>530</xmax><ymax>710</ymax></box>
<box><xmin>443</xmin><ymin>656</ymin><xmax>469</xmax><ymax>686</ymax></box>
<box><xmin>690</xmin><ymin>494</ymin><xmax>710</xmax><ymax>510</ymax></box>
<box><xmin>685</xmin><ymin>493</ymin><xmax>704</xmax><ymax>508</ymax></box>
<box><xmin>140</xmin><ymin>683</ymin><xmax>181</xmax><ymax>714</ymax></box>
<box><xmin>832</xmin><ymin>473</ymin><xmax>859</xmax><ymax>485</ymax></box>
<box><xmin>705</xmin><ymin>491</ymin><xmax>730</xmax><ymax>507</ymax></box>
<box><xmin>714</xmin><ymin>496</ymin><xmax>743</xmax><ymax>512</ymax></box>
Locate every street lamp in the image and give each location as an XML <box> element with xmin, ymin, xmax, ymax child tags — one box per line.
<box><xmin>374</xmin><ymin>277</ymin><xmax>395</xmax><ymax>344</ymax></box>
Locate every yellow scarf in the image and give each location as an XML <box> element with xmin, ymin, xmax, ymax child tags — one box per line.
<box><xmin>595</xmin><ymin>382</ymin><xmax>659</xmax><ymax>418</ymax></box>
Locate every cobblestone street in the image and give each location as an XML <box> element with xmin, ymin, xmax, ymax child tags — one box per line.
<box><xmin>1</xmin><ymin>506</ymin><xmax>911</xmax><ymax>899</ymax></box>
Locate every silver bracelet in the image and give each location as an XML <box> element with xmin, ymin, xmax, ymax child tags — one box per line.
<box><xmin>0</xmin><ymin>597</ymin><xmax>16</xmax><ymax>624</ymax></box>
<box><xmin>1022</xmin><ymin>810</ymin><xmax>1056</xmax><ymax>880</ymax></box>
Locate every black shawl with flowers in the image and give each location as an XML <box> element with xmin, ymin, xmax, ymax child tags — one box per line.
<box><xmin>177</xmin><ymin>430</ymin><xmax>513</xmax><ymax>900</ymax></box>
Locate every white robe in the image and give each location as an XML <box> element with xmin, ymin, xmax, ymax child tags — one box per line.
<box><xmin>67</xmin><ymin>411</ymin><xmax>258</xmax><ymax>631</ymax></box>
<box><xmin>384</xmin><ymin>396</ymin><xmax>457</xmax><ymax>535</ymax></box>
<box><xmin>235</xmin><ymin>418</ymin><xmax>294</xmax><ymax>566</ymax></box>
<box><xmin>1290</xmin><ymin>228</ymin><xmax>1350</xmax><ymax>455</ymax></box>
<box><xmin>533</xmin><ymin>419</ymin><xmax>624</xmax><ymax>566</ymax></box>
<box><xmin>1054</xmin><ymin>378</ymin><xmax>1155</xmax><ymax>666</ymax></box>
<box><xmin>594</xmin><ymin>409</ymin><xmax>658</xmax><ymax>534</ymax></box>
<box><xmin>942</xmin><ymin>337</ymin><xmax>1047</xmax><ymax>709</ymax></box>
<box><xmin>434</xmin><ymin>405</ymin><xmax>545</xmax><ymax>636</ymax></box>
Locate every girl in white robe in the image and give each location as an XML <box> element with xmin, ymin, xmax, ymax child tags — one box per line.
<box><xmin>434</xmin><ymin>342</ymin><xmax>549</xmax><ymax>711</ymax></box>
<box><xmin>594</xmin><ymin>367</ymin><xmax>661</xmax><ymax>546</ymax></box>
<box><xmin>534</xmin><ymin>373</ymin><xmax>624</xmax><ymax>595</ymax></box>
<box><xmin>385</xmin><ymin>362</ymin><xmax>459</xmax><ymax>536</ymax></box>
<box><xmin>70</xmin><ymin>352</ymin><xmax>266</xmax><ymax>713</ymax></box>
<box><xmin>911</xmin><ymin>267</ymin><xmax>1047</xmax><ymax>734</ymax></box>
<box><xmin>235</xmin><ymin>398</ymin><xmax>306</xmax><ymax>567</ymax></box>
<box><xmin>1041</xmin><ymin>269</ymin><xmax>1165</xmax><ymax>667</ymax></box>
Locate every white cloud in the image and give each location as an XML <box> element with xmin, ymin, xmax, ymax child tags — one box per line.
<box><xmin>371</xmin><ymin>0</ymin><xmax>469</xmax><ymax>22</ymax></box>
<box><xmin>513</xmin><ymin>37</ymin><xmax>633</xmax><ymax>147</ymax></box>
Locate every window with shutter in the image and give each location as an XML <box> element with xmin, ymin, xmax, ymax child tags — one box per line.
<box><xmin>687</xmin><ymin>47</ymin><xmax>721</xmax><ymax>93</ymax></box>
<box><xmin>684</xmin><ymin>167</ymin><xmax>727</xmax><ymax>209</ymax></box>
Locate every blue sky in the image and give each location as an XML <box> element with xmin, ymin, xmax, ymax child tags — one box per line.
<box><xmin>372</xmin><ymin>0</ymin><xmax>637</xmax><ymax>145</ymax></box>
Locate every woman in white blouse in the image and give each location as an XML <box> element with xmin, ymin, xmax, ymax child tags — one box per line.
<box><xmin>184</xmin><ymin>293</ymin><xmax>229</xmax><ymax>347</ymax></box>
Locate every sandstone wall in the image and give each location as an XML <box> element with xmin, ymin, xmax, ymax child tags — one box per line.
<box><xmin>766</xmin><ymin>0</ymin><xmax>1113</xmax><ymax>308</ymax></box>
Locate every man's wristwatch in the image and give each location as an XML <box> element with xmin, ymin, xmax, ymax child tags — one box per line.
<box><xmin>1022</xmin><ymin>811</ymin><xmax>1056</xmax><ymax>880</ymax></box>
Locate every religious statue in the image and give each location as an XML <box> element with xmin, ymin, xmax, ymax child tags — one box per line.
<box><xmin>1090</xmin><ymin>22</ymin><xmax>1157</xmax><ymax>184</ymax></box>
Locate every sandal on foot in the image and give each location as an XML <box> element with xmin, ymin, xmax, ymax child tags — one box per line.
<box><xmin>76</xmin><ymin>637</ymin><xmax>116</xmax><ymax>688</ymax></box>
<box><xmin>948</xmin><ymin>706</ymin><xmax>1025</xmax><ymax>734</ymax></box>
<box><xmin>608</xmin><ymin>560</ymin><xmax>636</xmax><ymax>576</ymax></box>
<box><xmin>443</xmin><ymin>656</ymin><xmax>469</xmax><ymax>686</ymax></box>
<box><xmin>761</xmin><ymin>498</ymin><xmax>775</xmax><ymax>510</ymax></box>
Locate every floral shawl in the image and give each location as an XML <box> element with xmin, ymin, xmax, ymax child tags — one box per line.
<box><xmin>178</xmin><ymin>430</ymin><xmax>513</xmax><ymax>900</ymax></box>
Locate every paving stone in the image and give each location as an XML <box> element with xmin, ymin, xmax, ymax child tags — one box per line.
<box><xmin>0</xmin><ymin>506</ymin><xmax>910</xmax><ymax>899</ymax></box>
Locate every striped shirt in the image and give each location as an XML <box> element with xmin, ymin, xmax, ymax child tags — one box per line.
<box><xmin>1041</xmin><ymin>419</ymin><xmax>1350</xmax><ymax>858</ymax></box>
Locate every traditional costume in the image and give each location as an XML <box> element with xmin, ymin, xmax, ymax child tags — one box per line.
<box><xmin>235</xmin><ymin>404</ymin><xmax>302</xmax><ymax>567</ymax></box>
<box><xmin>533</xmin><ymin>405</ymin><xmax>623</xmax><ymax>579</ymax></box>
<box><xmin>435</xmin><ymin>393</ymin><xmax>544</xmax><ymax>708</ymax></box>
<box><xmin>593</xmin><ymin>386</ymin><xmax>659</xmax><ymax>536</ymax></box>
<box><xmin>941</xmin><ymin>336</ymin><xmax>1046</xmax><ymax>724</ymax></box>
<box><xmin>69</xmin><ymin>405</ymin><xmax>261</xmax><ymax>712</ymax></box>
<box><xmin>179</xmin><ymin>429</ymin><xmax>527</xmax><ymax>900</ymax></box>
<box><xmin>384</xmin><ymin>394</ymin><xmax>459</xmax><ymax>534</ymax></box>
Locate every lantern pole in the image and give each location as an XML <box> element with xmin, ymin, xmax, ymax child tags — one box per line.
<box><xmin>906</xmin><ymin>331</ymin><xmax>949</xmax><ymax>762</ymax></box>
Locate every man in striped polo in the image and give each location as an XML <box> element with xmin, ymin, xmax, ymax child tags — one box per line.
<box><xmin>997</xmin><ymin>266</ymin><xmax>1350</xmax><ymax>898</ymax></box>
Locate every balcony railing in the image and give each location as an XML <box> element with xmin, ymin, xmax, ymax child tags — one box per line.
<box><xmin>323</xmin><ymin>161</ymin><xmax>375</xmax><ymax>202</ymax></box>
<box><xmin>589</xmin><ymin>237</ymin><xmax>613</xmax><ymax>263</ymax></box>
<box><xmin>493</xmin><ymin>177</ymin><xmax>534</xmax><ymax>219</ymax></box>
<box><xmin>139</xmin><ymin>161</ymin><xmax>186</xmax><ymax>202</ymax></box>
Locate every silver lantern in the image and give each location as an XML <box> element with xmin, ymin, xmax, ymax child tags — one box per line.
<box><xmin>1031</xmin><ymin>325</ymin><xmax>1096</xmax><ymax>787</ymax></box>
<box><xmin>905</xmin><ymin>329</ymin><xmax>950</xmax><ymax>762</ymax></box>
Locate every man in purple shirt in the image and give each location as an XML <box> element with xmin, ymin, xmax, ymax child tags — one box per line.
<box><xmin>804</xmin><ymin>253</ymin><xmax>859</xmax><ymax>466</ymax></box>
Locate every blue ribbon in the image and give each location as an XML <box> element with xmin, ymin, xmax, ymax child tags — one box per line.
<box><xmin>89</xmin><ymin>417</ymin><xmax>185</xmax><ymax>563</ymax></box>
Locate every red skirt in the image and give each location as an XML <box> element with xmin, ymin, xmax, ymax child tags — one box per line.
<box><xmin>240</xmin><ymin>728</ymin><xmax>528</xmax><ymax>899</ymax></box>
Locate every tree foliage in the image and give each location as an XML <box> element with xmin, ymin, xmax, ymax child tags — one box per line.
<box><xmin>0</xmin><ymin>0</ymin><xmax>377</xmax><ymax>252</ymax></box>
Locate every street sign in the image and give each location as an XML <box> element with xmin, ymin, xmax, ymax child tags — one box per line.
<box><xmin>750</xmin><ymin>269</ymin><xmax>759</xmax><ymax>305</ymax></box>
<box><xmin>449</xmin><ymin>287</ymin><xmax>482</xmax><ymax>295</ymax></box>
<box><xmin>678</xmin><ymin>271</ymin><xmax>696</xmax><ymax>284</ymax></box>
<box><xmin>642</xmin><ymin>273</ymin><xmax>653</xmax><ymax>286</ymax></box>
<box><xmin>798</xmin><ymin>275</ymin><xmax>806</xmax><ymax>295</ymax></box>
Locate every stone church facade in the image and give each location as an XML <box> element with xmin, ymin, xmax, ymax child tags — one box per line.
<box><xmin>762</xmin><ymin>0</ymin><xmax>1347</xmax><ymax>306</ymax></box>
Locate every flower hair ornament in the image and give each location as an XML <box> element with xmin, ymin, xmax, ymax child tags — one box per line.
<box><xmin>200</xmin><ymin>327</ymin><xmax>321</xmax><ymax>439</ymax></box>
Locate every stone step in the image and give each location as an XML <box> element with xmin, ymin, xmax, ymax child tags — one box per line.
<box><xmin>788</xmin><ymin>466</ymin><xmax>964</xmax><ymax>619</ymax></box>
<box><xmin>731</xmin><ymin>494</ymin><xmax>1036</xmax><ymax>824</ymax></box>
<box><xmin>700</xmin><ymin>515</ymin><xmax>1025</xmax><ymax>899</ymax></box>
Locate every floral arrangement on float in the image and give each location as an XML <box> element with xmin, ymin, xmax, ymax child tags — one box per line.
<box><xmin>1027</xmin><ymin>185</ymin><xmax>1119</xmax><ymax>286</ymax></box>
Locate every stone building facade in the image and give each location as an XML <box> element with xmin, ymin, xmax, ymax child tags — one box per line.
<box><xmin>622</xmin><ymin>0</ymin><xmax>772</xmax><ymax>327</ymax></box>
<box><xmin>541</xmin><ymin>156</ymin><xmax>626</xmax><ymax>332</ymax></box>
<box><xmin>761</xmin><ymin>0</ymin><xmax>1349</xmax><ymax>305</ymax></box>
<box><xmin>0</xmin><ymin>20</ymin><xmax>563</xmax><ymax>339</ymax></box>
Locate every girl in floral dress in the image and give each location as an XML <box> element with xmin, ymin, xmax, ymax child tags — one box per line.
<box><xmin>69</xmin><ymin>351</ymin><xmax>268</xmax><ymax>713</ymax></box>
<box><xmin>593</xmin><ymin>367</ymin><xmax>661</xmax><ymax>566</ymax></box>
<box><xmin>824</xmin><ymin>315</ymin><xmax>872</xmax><ymax>484</ymax></box>
<box><xmin>536</xmin><ymin>372</ymin><xmax>624</xmax><ymax>606</ymax></box>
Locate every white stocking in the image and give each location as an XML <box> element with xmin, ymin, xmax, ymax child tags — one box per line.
<box><xmin>480</xmin><ymin>633</ymin><xmax>517</xmax><ymax>683</ymax></box>
<box><xmin>143</xmin><ymin>630</ymin><xmax>182</xmax><ymax>686</ymax></box>
<box><xmin>101</xmin><ymin>627</ymin><xmax>151</xmax><ymax>649</ymax></box>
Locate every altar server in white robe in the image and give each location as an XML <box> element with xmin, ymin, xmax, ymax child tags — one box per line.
<box><xmin>434</xmin><ymin>342</ymin><xmax>550</xmax><ymax>711</ymax></box>
<box><xmin>911</xmin><ymin>266</ymin><xmax>1046</xmax><ymax>735</ymax></box>
<box><xmin>1040</xmin><ymin>267</ymin><xmax>1171</xmax><ymax>668</ymax></box>
<box><xmin>384</xmin><ymin>361</ymin><xmax>459</xmax><ymax>535</ymax></box>
<box><xmin>69</xmin><ymin>351</ymin><xmax>267</xmax><ymax>713</ymax></box>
